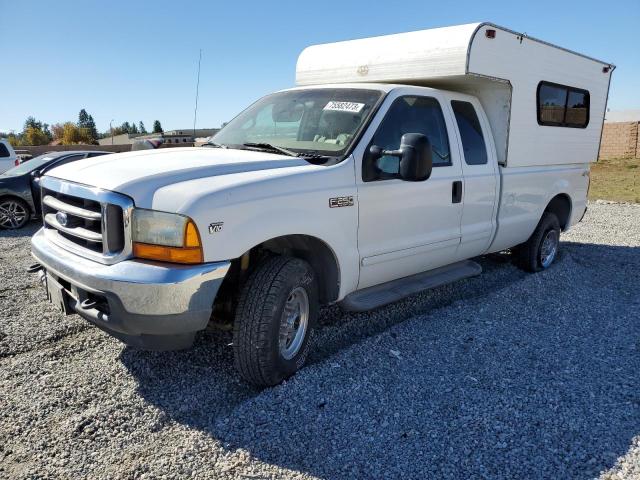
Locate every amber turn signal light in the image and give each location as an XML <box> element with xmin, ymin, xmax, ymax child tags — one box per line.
<box><xmin>133</xmin><ymin>219</ymin><xmax>204</xmax><ymax>264</ymax></box>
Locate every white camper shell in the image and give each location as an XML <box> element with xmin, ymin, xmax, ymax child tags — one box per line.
<box><xmin>296</xmin><ymin>22</ymin><xmax>614</xmax><ymax>167</ymax></box>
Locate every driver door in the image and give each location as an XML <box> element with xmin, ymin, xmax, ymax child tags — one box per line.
<box><xmin>355</xmin><ymin>88</ymin><xmax>463</xmax><ymax>289</ymax></box>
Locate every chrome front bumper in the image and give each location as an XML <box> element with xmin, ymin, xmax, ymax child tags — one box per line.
<box><xmin>31</xmin><ymin>228</ymin><xmax>230</xmax><ymax>350</ymax></box>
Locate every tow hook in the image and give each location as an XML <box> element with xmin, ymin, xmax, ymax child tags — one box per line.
<box><xmin>27</xmin><ymin>263</ymin><xmax>43</xmax><ymax>274</ymax></box>
<box><xmin>79</xmin><ymin>299</ymin><xmax>97</xmax><ymax>310</ymax></box>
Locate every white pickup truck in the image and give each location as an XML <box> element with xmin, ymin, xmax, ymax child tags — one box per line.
<box><xmin>31</xmin><ymin>23</ymin><xmax>613</xmax><ymax>386</ymax></box>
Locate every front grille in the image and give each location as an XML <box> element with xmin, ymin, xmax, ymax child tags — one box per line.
<box><xmin>40</xmin><ymin>177</ymin><xmax>134</xmax><ymax>264</ymax></box>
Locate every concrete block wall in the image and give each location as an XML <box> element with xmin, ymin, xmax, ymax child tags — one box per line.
<box><xmin>599</xmin><ymin>122</ymin><xmax>639</xmax><ymax>160</ymax></box>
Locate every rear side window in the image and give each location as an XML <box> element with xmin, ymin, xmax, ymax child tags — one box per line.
<box><xmin>537</xmin><ymin>81</ymin><xmax>590</xmax><ymax>128</ymax></box>
<box><xmin>0</xmin><ymin>143</ymin><xmax>9</xmax><ymax>158</ymax></box>
<box><xmin>451</xmin><ymin>101</ymin><xmax>488</xmax><ymax>165</ymax></box>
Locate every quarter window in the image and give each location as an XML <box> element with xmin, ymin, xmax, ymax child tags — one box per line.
<box><xmin>537</xmin><ymin>81</ymin><xmax>589</xmax><ymax>128</ymax></box>
<box><xmin>451</xmin><ymin>101</ymin><xmax>488</xmax><ymax>165</ymax></box>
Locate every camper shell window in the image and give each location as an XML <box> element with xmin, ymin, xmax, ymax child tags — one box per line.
<box><xmin>537</xmin><ymin>81</ymin><xmax>590</xmax><ymax>128</ymax></box>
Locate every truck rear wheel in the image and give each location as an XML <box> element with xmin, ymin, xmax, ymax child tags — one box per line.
<box><xmin>513</xmin><ymin>212</ymin><xmax>561</xmax><ymax>272</ymax></box>
<box><xmin>233</xmin><ymin>256</ymin><xmax>318</xmax><ymax>386</ymax></box>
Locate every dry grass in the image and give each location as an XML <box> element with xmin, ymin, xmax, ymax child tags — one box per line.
<box><xmin>589</xmin><ymin>157</ymin><xmax>640</xmax><ymax>203</ymax></box>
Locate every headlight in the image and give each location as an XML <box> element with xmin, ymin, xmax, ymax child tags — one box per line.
<box><xmin>132</xmin><ymin>209</ymin><xmax>203</xmax><ymax>264</ymax></box>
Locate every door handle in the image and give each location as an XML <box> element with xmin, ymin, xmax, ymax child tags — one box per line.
<box><xmin>452</xmin><ymin>181</ymin><xmax>463</xmax><ymax>204</ymax></box>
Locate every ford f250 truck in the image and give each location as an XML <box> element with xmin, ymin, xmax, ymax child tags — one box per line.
<box><xmin>31</xmin><ymin>23</ymin><xmax>614</xmax><ymax>386</ymax></box>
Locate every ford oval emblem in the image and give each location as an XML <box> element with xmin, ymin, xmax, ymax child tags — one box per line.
<box><xmin>56</xmin><ymin>211</ymin><xmax>68</xmax><ymax>227</ymax></box>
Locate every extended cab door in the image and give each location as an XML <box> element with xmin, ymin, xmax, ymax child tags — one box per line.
<box><xmin>446</xmin><ymin>95</ymin><xmax>499</xmax><ymax>260</ymax></box>
<box><xmin>354</xmin><ymin>88</ymin><xmax>464</xmax><ymax>289</ymax></box>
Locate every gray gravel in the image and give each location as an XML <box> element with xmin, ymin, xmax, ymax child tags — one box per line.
<box><xmin>1</xmin><ymin>202</ymin><xmax>639</xmax><ymax>479</ymax></box>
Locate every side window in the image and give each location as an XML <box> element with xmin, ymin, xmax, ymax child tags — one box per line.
<box><xmin>451</xmin><ymin>100</ymin><xmax>488</xmax><ymax>165</ymax></box>
<box><xmin>366</xmin><ymin>96</ymin><xmax>450</xmax><ymax>180</ymax></box>
<box><xmin>537</xmin><ymin>81</ymin><xmax>589</xmax><ymax>128</ymax></box>
<box><xmin>0</xmin><ymin>143</ymin><xmax>10</xmax><ymax>158</ymax></box>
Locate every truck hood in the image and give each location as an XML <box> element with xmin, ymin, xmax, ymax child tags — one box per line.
<box><xmin>46</xmin><ymin>147</ymin><xmax>313</xmax><ymax>201</ymax></box>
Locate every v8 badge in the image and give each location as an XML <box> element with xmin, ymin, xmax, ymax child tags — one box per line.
<box><xmin>208</xmin><ymin>222</ymin><xmax>224</xmax><ymax>234</ymax></box>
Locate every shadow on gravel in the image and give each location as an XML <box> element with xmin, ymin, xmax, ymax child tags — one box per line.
<box><xmin>0</xmin><ymin>220</ymin><xmax>40</xmax><ymax>239</ymax></box>
<box><xmin>122</xmin><ymin>242</ymin><xmax>640</xmax><ymax>479</ymax></box>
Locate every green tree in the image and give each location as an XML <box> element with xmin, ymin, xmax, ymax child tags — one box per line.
<box><xmin>78</xmin><ymin>109</ymin><xmax>90</xmax><ymax>128</ymax></box>
<box><xmin>77</xmin><ymin>109</ymin><xmax>98</xmax><ymax>144</ymax></box>
<box><xmin>121</xmin><ymin>121</ymin><xmax>131</xmax><ymax>134</ymax></box>
<box><xmin>24</xmin><ymin>116</ymin><xmax>42</xmax><ymax>131</ymax></box>
<box><xmin>139</xmin><ymin>121</ymin><xmax>147</xmax><ymax>134</ymax></box>
<box><xmin>130</xmin><ymin>122</ymin><xmax>139</xmax><ymax>134</ymax></box>
<box><xmin>152</xmin><ymin>120</ymin><xmax>163</xmax><ymax>133</ymax></box>
<box><xmin>86</xmin><ymin>115</ymin><xmax>98</xmax><ymax>142</ymax></box>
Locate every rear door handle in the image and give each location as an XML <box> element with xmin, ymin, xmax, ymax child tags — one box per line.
<box><xmin>452</xmin><ymin>180</ymin><xmax>463</xmax><ymax>203</ymax></box>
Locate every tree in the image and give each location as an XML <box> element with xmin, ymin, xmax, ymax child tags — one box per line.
<box><xmin>24</xmin><ymin>116</ymin><xmax>42</xmax><ymax>132</ymax></box>
<box><xmin>62</xmin><ymin>122</ymin><xmax>82</xmax><ymax>145</ymax></box>
<box><xmin>121</xmin><ymin>121</ymin><xmax>131</xmax><ymax>134</ymax></box>
<box><xmin>77</xmin><ymin>109</ymin><xmax>98</xmax><ymax>144</ymax></box>
<box><xmin>129</xmin><ymin>122</ymin><xmax>139</xmax><ymax>134</ymax></box>
<box><xmin>152</xmin><ymin>120</ymin><xmax>163</xmax><ymax>133</ymax></box>
<box><xmin>78</xmin><ymin>109</ymin><xmax>90</xmax><ymax>129</ymax></box>
<box><xmin>86</xmin><ymin>115</ymin><xmax>98</xmax><ymax>142</ymax></box>
<box><xmin>23</xmin><ymin>126</ymin><xmax>50</xmax><ymax>146</ymax></box>
<box><xmin>20</xmin><ymin>117</ymin><xmax>51</xmax><ymax>145</ymax></box>
<box><xmin>139</xmin><ymin>121</ymin><xmax>147</xmax><ymax>134</ymax></box>
<box><xmin>51</xmin><ymin>123</ymin><xmax>65</xmax><ymax>141</ymax></box>
<box><xmin>42</xmin><ymin>123</ymin><xmax>53</xmax><ymax>142</ymax></box>
<box><xmin>7</xmin><ymin>133</ymin><xmax>22</xmax><ymax>147</ymax></box>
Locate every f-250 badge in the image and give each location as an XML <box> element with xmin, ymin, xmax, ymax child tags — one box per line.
<box><xmin>208</xmin><ymin>222</ymin><xmax>224</xmax><ymax>234</ymax></box>
<box><xmin>329</xmin><ymin>196</ymin><xmax>354</xmax><ymax>208</ymax></box>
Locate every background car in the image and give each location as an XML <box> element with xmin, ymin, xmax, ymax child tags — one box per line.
<box><xmin>0</xmin><ymin>139</ymin><xmax>19</xmax><ymax>174</ymax></box>
<box><xmin>0</xmin><ymin>150</ymin><xmax>112</xmax><ymax>229</ymax></box>
<box><xmin>14</xmin><ymin>149</ymin><xmax>34</xmax><ymax>163</ymax></box>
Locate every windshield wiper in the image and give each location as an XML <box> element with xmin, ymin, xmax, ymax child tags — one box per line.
<box><xmin>201</xmin><ymin>141</ymin><xmax>228</xmax><ymax>149</ymax></box>
<box><xmin>242</xmin><ymin>142</ymin><xmax>297</xmax><ymax>157</ymax></box>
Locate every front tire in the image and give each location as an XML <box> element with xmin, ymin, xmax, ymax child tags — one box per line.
<box><xmin>233</xmin><ymin>256</ymin><xmax>318</xmax><ymax>387</ymax></box>
<box><xmin>0</xmin><ymin>197</ymin><xmax>30</xmax><ymax>229</ymax></box>
<box><xmin>514</xmin><ymin>212</ymin><xmax>561</xmax><ymax>272</ymax></box>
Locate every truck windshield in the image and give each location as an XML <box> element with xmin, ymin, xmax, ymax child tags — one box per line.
<box><xmin>210</xmin><ymin>88</ymin><xmax>383</xmax><ymax>157</ymax></box>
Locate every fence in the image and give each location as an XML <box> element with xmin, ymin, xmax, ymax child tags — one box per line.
<box><xmin>599</xmin><ymin>122</ymin><xmax>640</xmax><ymax>160</ymax></box>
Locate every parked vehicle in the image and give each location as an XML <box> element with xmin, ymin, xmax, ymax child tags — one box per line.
<box><xmin>0</xmin><ymin>151</ymin><xmax>111</xmax><ymax>229</ymax></box>
<box><xmin>0</xmin><ymin>139</ymin><xmax>19</xmax><ymax>174</ymax></box>
<box><xmin>14</xmin><ymin>150</ymin><xmax>34</xmax><ymax>163</ymax></box>
<box><xmin>31</xmin><ymin>23</ymin><xmax>613</xmax><ymax>386</ymax></box>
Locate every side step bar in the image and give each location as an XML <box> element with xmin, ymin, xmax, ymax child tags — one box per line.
<box><xmin>340</xmin><ymin>260</ymin><xmax>482</xmax><ymax>312</ymax></box>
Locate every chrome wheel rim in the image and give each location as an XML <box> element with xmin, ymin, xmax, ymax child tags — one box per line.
<box><xmin>0</xmin><ymin>200</ymin><xmax>27</xmax><ymax>229</ymax></box>
<box><xmin>279</xmin><ymin>287</ymin><xmax>309</xmax><ymax>360</ymax></box>
<box><xmin>540</xmin><ymin>230</ymin><xmax>558</xmax><ymax>268</ymax></box>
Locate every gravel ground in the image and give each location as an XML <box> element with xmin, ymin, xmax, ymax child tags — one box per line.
<box><xmin>1</xmin><ymin>202</ymin><xmax>639</xmax><ymax>479</ymax></box>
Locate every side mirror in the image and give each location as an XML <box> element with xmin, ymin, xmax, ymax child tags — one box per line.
<box><xmin>31</xmin><ymin>170</ymin><xmax>41</xmax><ymax>179</ymax></box>
<box><xmin>369</xmin><ymin>133</ymin><xmax>432</xmax><ymax>181</ymax></box>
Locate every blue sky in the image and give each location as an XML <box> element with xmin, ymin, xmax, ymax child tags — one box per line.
<box><xmin>1</xmin><ymin>0</ymin><xmax>638</xmax><ymax>133</ymax></box>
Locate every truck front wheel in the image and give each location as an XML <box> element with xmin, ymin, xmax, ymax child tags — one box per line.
<box><xmin>513</xmin><ymin>212</ymin><xmax>561</xmax><ymax>272</ymax></box>
<box><xmin>233</xmin><ymin>256</ymin><xmax>318</xmax><ymax>386</ymax></box>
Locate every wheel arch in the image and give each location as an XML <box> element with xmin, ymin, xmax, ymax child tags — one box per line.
<box><xmin>544</xmin><ymin>193</ymin><xmax>572</xmax><ymax>231</ymax></box>
<box><xmin>218</xmin><ymin>234</ymin><xmax>341</xmax><ymax>309</ymax></box>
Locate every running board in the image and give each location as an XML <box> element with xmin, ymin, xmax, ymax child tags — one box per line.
<box><xmin>340</xmin><ymin>260</ymin><xmax>482</xmax><ymax>312</ymax></box>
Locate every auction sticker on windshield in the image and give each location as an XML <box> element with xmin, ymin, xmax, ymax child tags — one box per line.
<box><xmin>323</xmin><ymin>101</ymin><xmax>365</xmax><ymax>113</ymax></box>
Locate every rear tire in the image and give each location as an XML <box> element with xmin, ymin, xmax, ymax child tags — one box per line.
<box><xmin>233</xmin><ymin>256</ymin><xmax>318</xmax><ymax>387</ymax></box>
<box><xmin>0</xmin><ymin>197</ymin><xmax>30</xmax><ymax>230</ymax></box>
<box><xmin>514</xmin><ymin>212</ymin><xmax>561</xmax><ymax>272</ymax></box>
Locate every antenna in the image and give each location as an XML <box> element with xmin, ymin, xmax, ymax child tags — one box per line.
<box><xmin>192</xmin><ymin>49</ymin><xmax>202</xmax><ymax>140</ymax></box>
